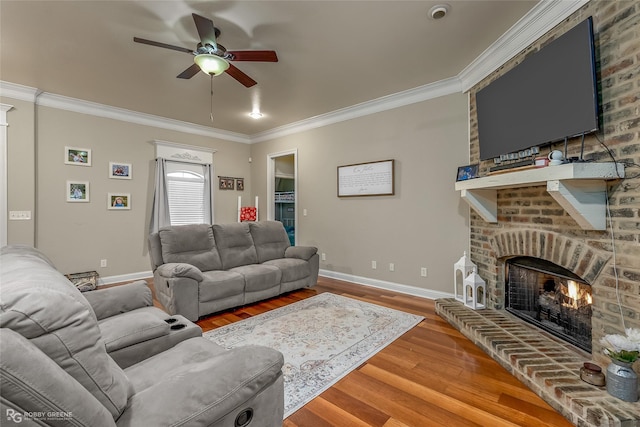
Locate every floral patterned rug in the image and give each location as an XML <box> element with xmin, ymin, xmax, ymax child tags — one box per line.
<box><xmin>203</xmin><ymin>292</ymin><xmax>424</xmax><ymax>418</ymax></box>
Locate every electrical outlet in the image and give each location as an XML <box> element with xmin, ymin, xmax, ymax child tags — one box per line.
<box><xmin>371</xmin><ymin>260</ymin><xmax>377</xmax><ymax>270</ymax></box>
<box><xmin>389</xmin><ymin>263</ymin><xmax>395</xmax><ymax>272</ymax></box>
<box><xmin>100</xmin><ymin>259</ymin><xmax>107</xmax><ymax>268</ymax></box>
<box><xmin>421</xmin><ymin>267</ymin><xmax>428</xmax><ymax>277</ymax></box>
<box><xmin>321</xmin><ymin>253</ymin><xmax>326</xmax><ymax>261</ymax></box>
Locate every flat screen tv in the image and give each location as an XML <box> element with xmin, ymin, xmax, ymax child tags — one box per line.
<box><xmin>476</xmin><ymin>17</ymin><xmax>599</xmax><ymax>161</ymax></box>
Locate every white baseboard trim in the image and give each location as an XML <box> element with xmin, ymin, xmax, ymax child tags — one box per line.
<box><xmin>95</xmin><ymin>268</ymin><xmax>454</xmax><ymax>302</ymax></box>
<box><xmin>97</xmin><ymin>270</ymin><xmax>153</xmax><ymax>287</ymax></box>
<box><xmin>319</xmin><ymin>269</ymin><xmax>454</xmax><ymax>300</ymax></box>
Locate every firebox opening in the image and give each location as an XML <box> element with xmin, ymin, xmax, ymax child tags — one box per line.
<box><xmin>505</xmin><ymin>256</ymin><xmax>592</xmax><ymax>353</ymax></box>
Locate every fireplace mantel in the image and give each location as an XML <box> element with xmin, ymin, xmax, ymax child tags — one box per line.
<box><xmin>455</xmin><ymin>162</ymin><xmax>625</xmax><ymax>230</ymax></box>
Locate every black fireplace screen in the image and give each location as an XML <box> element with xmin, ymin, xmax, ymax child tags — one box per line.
<box><xmin>506</xmin><ymin>257</ymin><xmax>592</xmax><ymax>352</ymax></box>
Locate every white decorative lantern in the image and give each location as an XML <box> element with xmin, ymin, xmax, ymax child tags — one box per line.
<box><xmin>464</xmin><ymin>267</ymin><xmax>486</xmax><ymax>310</ymax></box>
<box><xmin>454</xmin><ymin>251</ymin><xmax>476</xmax><ymax>302</ymax></box>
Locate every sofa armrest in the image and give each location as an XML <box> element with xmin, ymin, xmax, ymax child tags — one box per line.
<box><xmin>285</xmin><ymin>245</ymin><xmax>318</xmax><ymax>261</ymax></box>
<box><xmin>99</xmin><ymin>311</ymin><xmax>170</xmax><ymax>353</ymax></box>
<box><xmin>156</xmin><ymin>262</ymin><xmax>204</xmax><ymax>282</ymax></box>
<box><xmin>118</xmin><ymin>344</ymin><xmax>284</xmax><ymax>426</ymax></box>
<box><xmin>84</xmin><ymin>280</ymin><xmax>152</xmax><ymax>320</ymax></box>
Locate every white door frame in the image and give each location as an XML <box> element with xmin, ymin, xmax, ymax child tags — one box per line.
<box><xmin>0</xmin><ymin>104</ymin><xmax>14</xmax><ymax>247</ymax></box>
<box><xmin>266</xmin><ymin>149</ymin><xmax>298</xmax><ymax>243</ymax></box>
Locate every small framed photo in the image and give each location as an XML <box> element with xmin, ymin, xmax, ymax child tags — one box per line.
<box><xmin>108</xmin><ymin>193</ymin><xmax>131</xmax><ymax>210</ymax></box>
<box><xmin>109</xmin><ymin>162</ymin><xmax>132</xmax><ymax>179</ymax></box>
<box><xmin>65</xmin><ymin>146</ymin><xmax>91</xmax><ymax>166</ymax></box>
<box><xmin>456</xmin><ymin>164</ymin><xmax>480</xmax><ymax>182</ymax></box>
<box><xmin>236</xmin><ymin>178</ymin><xmax>244</xmax><ymax>191</ymax></box>
<box><xmin>67</xmin><ymin>181</ymin><xmax>90</xmax><ymax>202</ymax></box>
<box><xmin>219</xmin><ymin>177</ymin><xmax>234</xmax><ymax>190</ymax></box>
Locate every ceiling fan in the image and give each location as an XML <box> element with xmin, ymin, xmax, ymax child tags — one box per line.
<box><xmin>134</xmin><ymin>13</ymin><xmax>278</xmax><ymax>88</ymax></box>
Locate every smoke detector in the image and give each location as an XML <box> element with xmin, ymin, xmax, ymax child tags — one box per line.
<box><xmin>429</xmin><ymin>4</ymin><xmax>450</xmax><ymax>20</ymax></box>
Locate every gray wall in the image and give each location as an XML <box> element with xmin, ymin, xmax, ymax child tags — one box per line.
<box><xmin>250</xmin><ymin>93</ymin><xmax>470</xmax><ymax>295</ymax></box>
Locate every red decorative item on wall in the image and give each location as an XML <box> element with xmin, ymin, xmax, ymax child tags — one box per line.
<box><xmin>240</xmin><ymin>207</ymin><xmax>257</xmax><ymax>222</ymax></box>
<box><xmin>238</xmin><ymin>196</ymin><xmax>259</xmax><ymax>222</ymax></box>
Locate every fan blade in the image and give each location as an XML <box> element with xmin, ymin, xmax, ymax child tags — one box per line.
<box><xmin>133</xmin><ymin>37</ymin><xmax>194</xmax><ymax>54</ymax></box>
<box><xmin>227</xmin><ymin>50</ymin><xmax>278</xmax><ymax>62</ymax></box>
<box><xmin>225</xmin><ymin>64</ymin><xmax>257</xmax><ymax>87</ymax></box>
<box><xmin>192</xmin><ymin>13</ymin><xmax>217</xmax><ymax>49</ymax></box>
<box><xmin>177</xmin><ymin>63</ymin><xmax>201</xmax><ymax>79</ymax></box>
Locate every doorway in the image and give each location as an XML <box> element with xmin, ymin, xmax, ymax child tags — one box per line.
<box><xmin>267</xmin><ymin>150</ymin><xmax>297</xmax><ymax>245</ymax></box>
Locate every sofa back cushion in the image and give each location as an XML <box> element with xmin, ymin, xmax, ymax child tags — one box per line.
<box><xmin>249</xmin><ymin>221</ymin><xmax>291</xmax><ymax>263</ymax></box>
<box><xmin>212</xmin><ymin>222</ymin><xmax>258</xmax><ymax>269</ymax></box>
<box><xmin>0</xmin><ymin>246</ymin><xmax>131</xmax><ymax>420</ymax></box>
<box><xmin>159</xmin><ymin>224</ymin><xmax>222</xmax><ymax>271</ymax></box>
<box><xmin>0</xmin><ymin>328</ymin><xmax>116</xmax><ymax>426</ymax></box>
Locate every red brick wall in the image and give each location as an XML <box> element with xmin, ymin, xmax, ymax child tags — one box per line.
<box><xmin>467</xmin><ymin>0</ymin><xmax>640</xmax><ymax>365</ymax></box>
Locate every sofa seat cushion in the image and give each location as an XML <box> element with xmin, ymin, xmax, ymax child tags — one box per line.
<box><xmin>230</xmin><ymin>264</ymin><xmax>282</xmax><ymax>292</ymax></box>
<box><xmin>159</xmin><ymin>224</ymin><xmax>222</xmax><ymax>271</ymax></box>
<box><xmin>120</xmin><ymin>338</ymin><xmax>284</xmax><ymax>427</ymax></box>
<box><xmin>199</xmin><ymin>270</ymin><xmax>245</xmax><ymax>302</ymax></box>
<box><xmin>264</xmin><ymin>257</ymin><xmax>311</xmax><ymax>283</ymax></box>
<box><xmin>99</xmin><ymin>311</ymin><xmax>170</xmax><ymax>353</ymax></box>
<box><xmin>213</xmin><ymin>223</ymin><xmax>258</xmax><ymax>269</ymax></box>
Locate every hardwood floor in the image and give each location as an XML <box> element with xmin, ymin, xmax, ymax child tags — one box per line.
<box><xmin>195</xmin><ymin>277</ymin><xmax>574</xmax><ymax>427</ymax></box>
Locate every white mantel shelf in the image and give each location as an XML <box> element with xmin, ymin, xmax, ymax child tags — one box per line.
<box><xmin>455</xmin><ymin>162</ymin><xmax>625</xmax><ymax>230</ymax></box>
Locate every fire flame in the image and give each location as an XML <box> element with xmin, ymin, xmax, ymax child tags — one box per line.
<box><xmin>568</xmin><ymin>280</ymin><xmax>578</xmax><ymax>308</ymax></box>
<box><xmin>566</xmin><ymin>280</ymin><xmax>592</xmax><ymax>307</ymax></box>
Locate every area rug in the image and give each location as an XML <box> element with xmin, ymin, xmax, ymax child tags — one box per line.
<box><xmin>203</xmin><ymin>292</ymin><xmax>423</xmax><ymax>418</ymax></box>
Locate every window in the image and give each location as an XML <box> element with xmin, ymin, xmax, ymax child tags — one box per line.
<box><xmin>150</xmin><ymin>141</ymin><xmax>216</xmax><ymax>233</ymax></box>
<box><xmin>167</xmin><ymin>169</ymin><xmax>205</xmax><ymax>225</ymax></box>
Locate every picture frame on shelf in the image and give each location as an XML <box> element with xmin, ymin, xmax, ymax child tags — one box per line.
<box><xmin>66</xmin><ymin>181</ymin><xmax>90</xmax><ymax>202</ymax></box>
<box><xmin>456</xmin><ymin>164</ymin><xmax>480</xmax><ymax>182</ymax></box>
<box><xmin>64</xmin><ymin>146</ymin><xmax>92</xmax><ymax>166</ymax></box>
<box><xmin>108</xmin><ymin>193</ymin><xmax>131</xmax><ymax>210</ymax></box>
<box><xmin>109</xmin><ymin>162</ymin><xmax>132</xmax><ymax>179</ymax></box>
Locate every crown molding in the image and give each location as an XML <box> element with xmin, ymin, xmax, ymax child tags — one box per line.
<box><xmin>0</xmin><ymin>1</ymin><xmax>585</xmax><ymax>145</ymax></box>
<box><xmin>0</xmin><ymin>81</ymin><xmax>39</xmax><ymax>102</ymax></box>
<box><xmin>0</xmin><ymin>81</ymin><xmax>251</xmax><ymax>144</ymax></box>
<box><xmin>458</xmin><ymin>0</ymin><xmax>589</xmax><ymax>92</ymax></box>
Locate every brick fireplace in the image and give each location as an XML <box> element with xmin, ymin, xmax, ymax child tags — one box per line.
<box><xmin>439</xmin><ymin>1</ymin><xmax>640</xmax><ymax>425</ymax></box>
<box><xmin>436</xmin><ymin>228</ymin><xmax>639</xmax><ymax>425</ymax></box>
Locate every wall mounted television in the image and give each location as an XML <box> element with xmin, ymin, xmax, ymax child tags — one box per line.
<box><xmin>476</xmin><ymin>17</ymin><xmax>599</xmax><ymax>161</ymax></box>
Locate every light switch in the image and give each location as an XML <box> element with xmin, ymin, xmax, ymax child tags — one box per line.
<box><xmin>9</xmin><ymin>211</ymin><xmax>31</xmax><ymax>220</ymax></box>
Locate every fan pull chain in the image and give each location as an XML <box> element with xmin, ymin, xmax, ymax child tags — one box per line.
<box><xmin>210</xmin><ymin>74</ymin><xmax>214</xmax><ymax>122</ymax></box>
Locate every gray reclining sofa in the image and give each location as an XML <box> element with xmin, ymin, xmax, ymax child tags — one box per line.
<box><xmin>0</xmin><ymin>245</ymin><xmax>285</xmax><ymax>426</ymax></box>
<box><xmin>148</xmin><ymin>221</ymin><xmax>319</xmax><ymax>321</ymax></box>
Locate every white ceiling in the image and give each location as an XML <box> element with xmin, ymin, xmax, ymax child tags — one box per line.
<box><xmin>1</xmin><ymin>1</ymin><xmax>540</xmax><ymax>137</ymax></box>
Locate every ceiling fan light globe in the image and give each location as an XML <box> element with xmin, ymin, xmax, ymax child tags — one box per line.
<box><xmin>194</xmin><ymin>54</ymin><xmax>229</xmax><ymax>75</ymax></box>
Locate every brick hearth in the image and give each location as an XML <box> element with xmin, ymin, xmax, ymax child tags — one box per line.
<box><xmin>435</xmin><ymin>299</ymin><xmax>640</xmax><ymax>426</ymax></box>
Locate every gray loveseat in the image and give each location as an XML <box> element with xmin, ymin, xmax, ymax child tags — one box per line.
<box><xmin>1</xmin><ymin>245</ymin><xmax>285</xmax><ymax>426</ymax></box>
<box><xmin>148</xmin><ymin>221</ymin><xmax>319</xmax><ymax>321</ymax></box>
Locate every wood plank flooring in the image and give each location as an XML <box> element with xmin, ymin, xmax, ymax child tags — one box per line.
<box><xmin>195</xmin><ymin>277</ymin><xmax>574</xmax><ymax>427</ymax></box>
